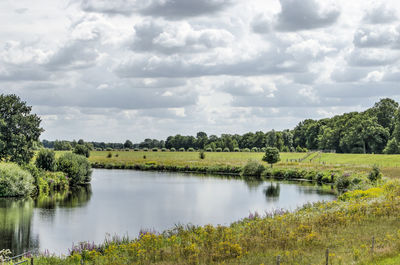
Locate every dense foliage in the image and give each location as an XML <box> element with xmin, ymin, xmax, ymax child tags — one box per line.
<box><xmin>262</xmin><ymin>147</ymin><xmax>280</xmax><ymax>167</ymax></box>
<box><xmin>35</xmin><ymin>149</ymin><xmax>56</xmax><ymax>171</ymax></box>
<box><xmin>57</xmin><ymin>153</ymin><xmax>92</xmax><ymax>186</ymax></box>
<box><xmin>73</xmin><ymin>144</ymin><xmax>90</xmax><ymax>158</ymax></box>
<box><xmin>0</xmin><ymin>163</ymin><xmax>35</xmax><ymax>197</ymax></box>
<box><xmin>0</xmin><ymin>94</ymin><xmax>43</xmax><ymax>164</ymax></box>
<box><xmin>42</xmin><ymin>98</ymin><xmax>400</xmax><ymax>154</ymax></box>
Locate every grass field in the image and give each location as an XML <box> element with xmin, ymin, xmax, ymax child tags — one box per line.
<box><xmin>86</xmin><ymin>150</ymin><xmax>400</xmax><ymax>178</ymax></box>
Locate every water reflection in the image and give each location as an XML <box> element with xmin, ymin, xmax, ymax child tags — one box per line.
<box><xmin>0</xmin><ymin>185</ymin><xmax>92</xmax><ymax>255</ymax></box>
<box><xmin>0</xmin><ymin>170</ymin><xmax>335</xmax><ymax>255</ymax></box>
<box><xmin>264</xmin><ymin>183</ymin><xmax>280</xmax><ymax>201</ymax></box>
<box><xmin>0</xmin><ymin>198</ymin><xmax>38</xmax><ymax>255</ymax></box>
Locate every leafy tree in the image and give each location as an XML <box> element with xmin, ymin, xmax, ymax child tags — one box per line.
<box><xmin>383</xmin><ymin>138</ymin><xmax>400</xmax><ymax>154</ymax></box>
<box><xmin>57</xmin><ymin>153</ymin><xmax>92</xmax><ymax>186</ymax></box>
<box><xmin>123</xmin><ymin>140</ymin><xmax>133</xmax><ymax>149</ymax></box>
<box><xmin>73</xmin><ymin>144</ymin><xmax>90</xmax><ymax>158</ymax></box>
<box><xmin>371</xmin><ymin>98</ymin><xmax>399</xmax><ymax>133</ymax></box>
<box><xmin>35</xmin><ymin>149</ymin><xmax>56</xmax><ymax>171</ymax></box>
<box><xmin>262</xmin><ymin>147</ymin><xmax>281</xmax><ymax>168</ymax></box>
<box><xmin>0</xmin><ymin>94</ymin><xmax>43</xmax><ymax>164</ymax></box>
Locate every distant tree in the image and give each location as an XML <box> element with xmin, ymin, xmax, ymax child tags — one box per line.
<box><xmin>73</xmin><ymin>144</ymin><xmax>90</xmax><ymax>158</ymax></box>
<box><xmin>383</xmin><ymin>138</ymin><xmax>400</xmax><ymax>154</ymax></box>
<box><xmin>262</xmin><ymin>147</ymin><xmax>280</xmax><ymax>168</ymax></box>
<box><xmin>371</xmin><ymin>98</ymin><xmax>399</xmax><ymax>133</ymax></box>
<box><xmin>124</xmin><ymin>140</ymin><xmax>133</xmax><ymax>149</ymax></box>
<box><xmin>35</xmin><ymin>149</ymin><xmax>56</xmax><ymax>171</ymax></box>
<box><xmin>0</xmin><ymin>94</ymin><xmax>43</xmax><ymax>164</ymax></box>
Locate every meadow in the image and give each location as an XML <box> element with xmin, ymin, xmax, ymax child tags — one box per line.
<box><xmin>86</xmin><ymin>150</ymin><xmax>400</xmax><ymax>178</ymax></box>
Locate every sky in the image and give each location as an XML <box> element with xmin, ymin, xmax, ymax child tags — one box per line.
<box><xmin>1</xmin><ymin>0</ymin><xmax>400</xmax><ymax>142</ymax></box>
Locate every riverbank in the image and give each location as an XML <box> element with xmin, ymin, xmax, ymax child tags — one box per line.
<box><xmin>12</xmin><ymin>179</ymin><xmax>400</xmax><ymax>264</ymax></box>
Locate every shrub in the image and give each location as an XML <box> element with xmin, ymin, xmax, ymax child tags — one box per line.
<box><xmin>241</xmin><ymin>160</ymin><xmax>265</xmax><ymax>179</ymax></box>
<box><xmin>115</xmin><ymin>153</ymin><xmax>119</xmax><ymax>157</ymax></box>
<box><xmin>234</xmin><ymin>147</ymin><xmax>240</xmax><ymax>152</ymax></box>
<box><xmin>134</xmin><ymin>148</ymin><xmax>140</xmax><ymax>151</ymax></box>
<box><xmin>152</xmin><ymin>148</ymin><xmax>158</xmax><ymax>152</ymax></box>
<box><xmin>199</xmin><ymin>150</ymin><xmax>205</xmax><ymax>159</ymax></box>
<box><xmin>336</xmin><ymin>173</ymin><xmax>351</xmax><ymax>191</ymax></box>
<box><xmin>243</xmin><ymin>148</ymin><xmax>250</xmax><ymax>152</ymax></box>
<box><xmin>188</xmin><ymin>147</ymin><xmax>195</xmax><ymax>152</ymax></box>
<box><xmin>296</xmin><ymin>146</ymin><xmax>302</xmax><ymax>152</ymax></box>
<box><xmin>205</xmin><ymin>147</ymin><xmax>213</xmax><ymax>152</ymax></box>
<box><xmin>106</xmin><ymin>148</ymin><xmax>113</xmax><ymax>151</ymax></box>
<box><xmin>161</xmin><ymin>148</ymin><xmax>167</xmax><ymax>152</ymax></box>
<box><xmin>125</xmin><ymin>149</ymin><xmax>130</xmax><ymax>152</ymax></box>
<box><xmin>223</xmin><ymin>147</ymin><xmax>230</xmax><ymax>152</ymax></box>
<box><xmin>260</xmin><ymin>147</ymin><xmax>266</xmax><ymax>152</ymax></box>
<box><xmin>170</xmin><ymin>148</ymin><xmax>176</xmax><ymax>152</ymax></box>
<box><xmin>0</xmin><ymin>163</ymin><xmax>35</xmax><ymax>197</ymax></box>
<box><xmin>281</xmin><ymin>146</ymin><xmax>289</xmax><ymax>152</ymax></box>
<box><xmin>142</xmin><ymin>148</ymin><xmax>148</xmax><ymax>152</ymax></box>
<box><xmin>179</xmin><ymin>148</ymin><xmax>185</xmax><ymax>152</ymax></box>
<box><xmin>107</xmin><ymin>152</ymin><xmax>112</xmax><ymax>158</ymax></box>
<box><xmin>251</xmin><ymin>147</ymin><xmax>258</xmax><ymax>152</ymax></box>
<box><xmin>368</xmin><ymin>165</ymin><xmax>382</xmax><ymax>183</ymax></box>
<box><xmin>216</xmin><ymin>148</ymin><xmax>222</xmax><ymax>152</ymax></box>
<box><xmin>56</xmin><ymin>153</ymin><xmax>92</xmax><ymax>186</ymax></box>
<box><xmin>73</xmin><ymin>144</ymin><xmax>90</xmax><ymax>158</ymax></box>
<box><xmin>35</xmin><ymin>149</ymin><xmax>56</xmax><ymax>171</ymax></box>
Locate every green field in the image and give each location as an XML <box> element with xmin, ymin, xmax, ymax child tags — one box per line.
<box><xmin>87</xmin><ymin>151</ymin><xmax>400</xmax><ymax>178</ymax></box>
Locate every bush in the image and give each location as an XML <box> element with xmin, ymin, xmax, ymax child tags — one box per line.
<box><xmin>336</xmin><ymin>173</ymin><xmax>351</xmax><ymax>191</ymax></box>
<box><xmin>206</xmin><ymin>147</ymin><xmax>213</xmax><ymax>152</ymax></box>
<box><xmin>368</xmin><ymin>165</ymin><xmax>382</xmax><ymax>183</ymax></box>
<box><xmin>142</xmin><ymin>148</ymin><xmax>148</xmax><ymax>152</ymax></box>
<box><xmin>179</xmin><ymin>148</ymin><xmax>185</xmax><ymax>152</ymax></box>
<box><xmin>223</xmin><ymin>147</ymin><xmax>230</xmax><ymax>152</ymax></box>
<box><xmin>37</xmin><ymin>171</ymin><xmax>68</xmax><ymax>194</ymax></box>
<box><xmin>260</xmin><ymin>147</ymin><xmax>266</xmax><ymax>152</ymax></box>
<box><xmin>152</xmin><ymin>148</ymin><xmax>158</xmax><ymax>152</ymax></box>
<box><xmin>56</xmin><ymin>153</ymin><xmax>92</xmax><ymax>186</ymax></box>
<box><xmin>241</xmin><ymin>160</ymin><xmax>265</xmax><ymax>179</ymax></box>
<box><xmin>73</xmin><ymin>144</ymin><xmax>90</xmax><ymax>158</ymax></box>
<box><xmin>35</xmin><ymin>149</ymin><xmax>56</xmax><ymax>171</ymax></box>
<box><xmin>188</xmin><ymin>147</ymin><xmax>195</xmax><ymax>152</ymax></box>
<box><xmin>106</xmin><ymin>147</ymin><xmax>113</xmax><ymax>151</ymax></box>
<box><xmin>107</xmin><ymin>152</ymin><xmax>112</xmax><ymax>158</ymax></box>
<box><xmin>251</xmin><ymin>147</ymin><xmax>258</xmax><ymax>152</ymax></box>
<box><xmin>161</xmin><ymin>148</ymin><xmax>167</xmax><ymax>152</ymax></box>
<box><xmin>216</xmin><ymin>147</ymin><xmax>222</xmax><ymax>152</ymax></box>
<box><xmin>0</xmin><ymin>163</ymin><xmax>35</xmax><ymax>197</ymax></box>
<box><xmin>170</xmin><ymin>148</ymin><xmax>176</xmax><ymax>152</ymax></box>
<box><xmin>234</xmin><ymin>147</ymin><xmax>240</xmax><ymax>152</ymax></box>
<box><xmin>134</xmin><ymin>148</ymin><xmax>139</xmax><ymax>151</ymax></box>
<box><xmin>243</xmin><ymin>148</ymin><xmax>250</xmax><ymax>152</ymax></box>
<box><xmin>199</xmin><ymin>150</ymin><xmax>205</xmax><ymax>159</ymax></box>
<box><xmin>282</xmin><ymin>146</ymin><xmax>289</xmax><ymax>152</ymax></box>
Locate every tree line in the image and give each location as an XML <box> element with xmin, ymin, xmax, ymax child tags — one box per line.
<box><xmin>42</xmin><ymin>98</ymin><xmax>400</xmax><ymax>154</ymax></box>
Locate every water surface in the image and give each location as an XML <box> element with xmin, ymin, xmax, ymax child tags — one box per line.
<box><xmin>0</xmin><ymin>169</ymin><xmax>335</xmax><ymax>255</ymax></box>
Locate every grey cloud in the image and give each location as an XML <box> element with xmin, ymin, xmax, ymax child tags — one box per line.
<box><xmin>251</xmin><ymin>14</ymin><xmax>271</xmax><ymax>34</ymax></box>
<box><xmin>348</xmin><ymin>48</ymin><xmax>400</xmax><ymax>67</ymax></box>
<box><xmin>0</xmin><ymin>66</ymin><xmax>49</xmax><ymax>82</ymax></box>
<box><xmin>316</xmin><ymin>82</ymin><xmax>400</xmax><ymax>98</ymax></box>
<box><xmin>220</xmin><ymin>79</ymin><xmax>265</xmax><ymax>96</ymax></box>
<box><xmin>363</xmin><ymin>4</ymin><xmax>398</xmax><ymax>24</ymax></box>
<box><xmin>130</xmin><ymin>20</ymin><xmax>234</xmax><ymax>54</ymax></box>
<box><xmin>14</xmin><ymin>8</ymin><xmax>28</xmax><ymax>14</ymax></box>
<box><xmin>45</xmin><ymin>39</ymin><xmax>101</xmax><ymax>70</ymax></box>
<box><xmin>140</xmin><ymin>0</ymin><xmax>232</xmax><ymax>20</ymax></box>
<box><xmin>80</xmin><ymin>0</ymin><xmax>139</xmax><ymax>16</ymax></box>
<box><xmin>276</xmin><ymin>0</ymin><xmax>340</xmax><ymax>31</ymax></box>
<box><xmin>116</xmin><ymin>50</ymin><xmax>308</xmax><ymax>78</ymax></box>
<box><xmin>353</xmin><ymin>27</ymin><xmax>397</xmax><ymax>48</ymax></box>
<box><xmin>330</xmin><ymin>67</ymin><xmax>369</xmax><ymax>82</ymax></box>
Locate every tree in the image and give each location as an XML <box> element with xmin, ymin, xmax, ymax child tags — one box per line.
<box><xmin>124</xmin><ymin>140</ymin><xmax>133</xmax><ymax>149</ymax></box>
<box><xmin>0</xmin><ymin>94</ymin><xmax>43</xmax><ymax>164</ymax></box>
<box><xmin>35</xmin><ymin>149</ymin><xmax>56</xmax><ymax>171</ymax></box>
<box><xmin>262</xmin><ymin>147</ymin><xmax>281</xmax><ymax>168</ymax></box>
<box><xmin>57</xmin><ymin>153</ymin><xmax>92</xmax><ymax>186</ymax></box>
<box><xmin>371</xmin><ymin>98</ymin><xmax>399</xmax><ymax>133</ymax></box>
<box><xmin>383</xmin><ymin>138</ymin><xmax>400</xmax><ymax>154</ymax></box>
<box><xmin>73</xmin><ymin>144</ymin><xmax>90</xmax><ymax>158</ymax></box>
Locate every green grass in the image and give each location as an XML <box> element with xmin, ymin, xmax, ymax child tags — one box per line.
<box><xmin>86</xmin><ymin>151</ymin><xmax>400</xmax><ymax>178</ymax></box>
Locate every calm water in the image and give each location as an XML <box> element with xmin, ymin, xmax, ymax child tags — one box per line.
<box><xmin>0</xmin><ymin>169</ymin><xmax>335</xmax><ymax>255</ymax></box>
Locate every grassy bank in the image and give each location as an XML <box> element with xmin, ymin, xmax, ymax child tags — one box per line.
<box><xmin>86</xmin><ymin>151</ymin><xmax>400</xmax><ymax>178</ymax></box>
<box><xmin>7</xmin><ymin>180</ymin><xmax>399</xmax><ymax>264</ymax></box>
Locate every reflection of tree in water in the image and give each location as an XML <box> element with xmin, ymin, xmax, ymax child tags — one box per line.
<box><xmin>0</xmin><ymin>198</ymin><xmax>39</xmax><ymax>255</ymax></box>
<box><xmin>35</xmin><ymin>184</ymin><xmax>92</xmax><ymax>209</ymax></box>
<box><xmin>264</xmin><ymin>183</ymin><xmax>280</xmax><ymax>202</ymax></box>
<box><xmin>296</xmin><ymin>184</ymin><xmax>335</xmax><ymax>196</ymax></box>
<box><xmin>244</xmin><ymin>180</ymin><xmax>264</xmax><ymax>191</ymax></box>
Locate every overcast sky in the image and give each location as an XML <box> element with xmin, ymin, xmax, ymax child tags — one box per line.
<box><xmin>1</xmin><ymin>0</ymin><xmax>400</xmax><ymax>142</ymax></box>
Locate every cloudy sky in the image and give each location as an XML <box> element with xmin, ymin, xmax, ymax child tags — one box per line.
<box><xmin>1</xmin><ymin>0</ymin><xmax>400</xmax><ymax>142</ymax></box>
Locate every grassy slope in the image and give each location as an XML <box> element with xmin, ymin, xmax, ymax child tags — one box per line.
<box><xmin>86</xmin><ymin>151</ymin><xmax>400</xmax><ymax>177</ymax></box>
